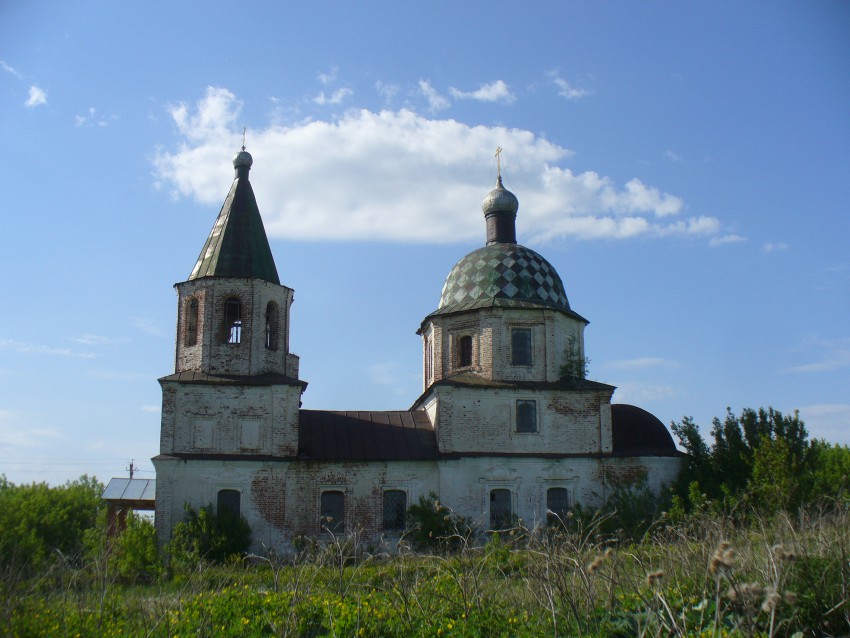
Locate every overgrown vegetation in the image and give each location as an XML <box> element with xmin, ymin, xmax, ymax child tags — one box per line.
<box><xmin>2</xmin><ymin>405</ymin><xmax>849</xmax><ymax>636</ymax></box>
<box><xmin>670</xmin><ymin>406</ymin><xmax>850</xmax><ymax>515</ymax></box>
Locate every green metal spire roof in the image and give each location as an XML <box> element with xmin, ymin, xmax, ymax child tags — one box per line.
<box><xmin>188</xmin><ymin>150</ymin><xmax>280</xmax><ymax>284</ymax></box>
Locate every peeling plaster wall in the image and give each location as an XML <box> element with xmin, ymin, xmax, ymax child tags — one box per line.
<box><xmin>433</xmin><ymin>386</ymin><xmax>613</xmax><ymax>455</ymax></box>
<box><xmin>159</xmin><ymin>382</ymin><xmax>301</xmax><ymax>457</ymax></box>
<box><xmin>153</xmin><ymin>454</ymin><xmax>680</xmax><ymax>550</ymax></box>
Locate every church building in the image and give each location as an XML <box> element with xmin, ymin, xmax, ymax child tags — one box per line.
<box><xmin>152</xmin><ymin>148</ymin><xmax>681</xmax><ymax>549</ymax></box>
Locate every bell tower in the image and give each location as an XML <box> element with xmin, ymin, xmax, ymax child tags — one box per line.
<box><xmin>156</xmin><ymin>148</ymin><xmax>306</xmax><ymax>462</ymax></box>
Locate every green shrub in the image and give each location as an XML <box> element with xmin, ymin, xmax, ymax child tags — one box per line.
<box><xmin>405</xmin><ymin>493</ymin><xmax>475</xmax><ymax>550</ymax></box>
<box><xmin>169</xmin><ymin>503</ymin><xmax>251</xmax><ymax>565</ymax></box>
<box><xmin>112</xmin><ymin>511</ymin><xmax>161</xmax><ymax>583</ymax></box>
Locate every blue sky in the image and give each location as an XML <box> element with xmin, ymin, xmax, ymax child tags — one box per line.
<box><xmin>1</xmin><ymin>1</ymin><xmax>848</xmax><ymax>485</ymax></box>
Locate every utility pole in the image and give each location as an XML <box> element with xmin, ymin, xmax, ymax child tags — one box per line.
<box><xmin>127</xmin><ymin>459</ymin><xmax>135</xmax><ymax>479</ymax></box>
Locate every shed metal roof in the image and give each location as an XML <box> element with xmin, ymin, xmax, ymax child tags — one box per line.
<box><xmin>102</xmin><ymin>478</ymin><xmax>156</xmax><ymax>502</ymax></box>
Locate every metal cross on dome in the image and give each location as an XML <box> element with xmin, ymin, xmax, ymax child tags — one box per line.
<box><xmin>495</xmin><ymin>146</ymin><xmax>503</xmax><ymax>179</ymax></box>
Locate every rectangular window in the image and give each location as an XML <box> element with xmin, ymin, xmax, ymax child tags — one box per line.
<box><xmin>511</xmin><ymin>328</ymin><xmax>532</xmax><ymax>366</ymax></box>
<box><xmin>458</xmin><ymin>335</ymin><xmax>472</xmax><ymax>367</ymax></box>
<box><xmin>382</xmin><ymin>490</ymin><xmax>407</xmax><ymax>531</ymax></box>
<box><xmin>320</xmin><ymin>490</ymin><xmax>345</xmax><ymax>534</ymax></box>
<box><xmin>516</xmin><ymin>400</ymin><xmax>537</xmax><ymax>433</ymax></box>
<box><xmin>490</xmin><ymin>489</ymin><xmax>512</xmax><ymax>529</ymax></box>
<box><xmin>546</xmin><ymin>487</ymin><xmax>570</xmax><ymax>526</ymax></box>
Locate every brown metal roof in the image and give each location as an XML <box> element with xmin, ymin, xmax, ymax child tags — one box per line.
<box><xmin>611</xmin><ymin>404</ymin><xmax>681</xmax><ymax>457</ymax></box>
<box><xmin>298</xmin><ymin>410</ymin><xmax>437</xmax><ymax>461</ymax></box>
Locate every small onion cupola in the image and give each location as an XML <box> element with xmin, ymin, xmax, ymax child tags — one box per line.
<box><xmin>188</xmin><ymin>148</ymin><xmax>280</xmax><ymax>285</ymax></box>
<box><xmin>483</xmin><ymin>175</ymin><xmax>519</xmax><ymax>245</ymax></box>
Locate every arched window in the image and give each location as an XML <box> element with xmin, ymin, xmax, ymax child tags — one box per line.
<box><xmin>516</xmin><ymin>400</ymin><xmax>537</xmax><ymax>433</ymax></box>
<box><xmin>458</xmin><ymin>335</ymin><xmax>472</xmax><ymax>368</ymax></box>
<box><xmin>490</xmin><ymin>489</ymin><xmax>512</xmax><ymax>530</ymax></box>
<box><xmin>320</xmin><ymin>490</ymin><xmax>345</xmax><ymax>534</ymax></box>
<box><xmin>546</xmin><ymin>487</ymin><xmax>570</xmax><ymax>527</ymax></box>
<box><xmin>217</xmin><ymin>489</ymin><xmax>241</xmax><ymax>519</ymax></box>
<box><xmin>185</xmin><ymin>298</ymin><xmax>199</xmax><ymax>346</ymax></box>
<box><xmin>382</xmin><ymin>490</ymin><xmax>407</xmax><ymax>531</ymax></box>
<box><xmin>223</xmin><ymin>297</ymin><xmax>242</xmax><ymax>344</ymax></box>
<box><xmin>265</xmin><ymin>302</ymin><xmax>279</xmax><ymax>350</ymax></box>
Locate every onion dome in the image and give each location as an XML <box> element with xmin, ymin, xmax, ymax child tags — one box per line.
<box><xmin>611</xmin><ymin>404</ymin><xmax>680</xmax><ymax>456</ymax></box>
<box><xmin>188</xmin><ymin>148</ymin><xmax>280</xmax><ymax>284</ymax></box>
<box><xmin>433</xmin><ymin>176</ymin><xmax>582</xmax><ymax>318</ymax></box>
<box><xmin>483</xmin><ymin>176</ymin><xmax>518</xmax><ymax>245</ymax></box>
<box><xmin>232</xmin><ymin>148</ymin><xmax>253</xmax><ymax>177</ymax></box>
<box><xmin>438</xmin><ymin>243</ymin><xmax>571</xmax><ymax>313</ymax></box>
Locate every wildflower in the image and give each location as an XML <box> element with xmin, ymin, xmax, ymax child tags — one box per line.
<box><xmin>710</xmin><ymin>540</ymin><xmax>735</xmax><ymax>574</ymax></box>
<box><xmin>587</xmin><ymin>555</ymin><xmax>605</xmax><ymax>573</ymax></box>
<box><xmin>771</xmin><ymin>544</ymin><xmax>796</xmax><ymax>563</ymax></box>
<box><xmin>646</xmin><ymin>569</ymin><xmax>665</xmax><ymax>587</ymax></box>
<box><xmin>761</xmin><ymin>588</ymin><xmax>781</xmax><ymax>613</ymax></box>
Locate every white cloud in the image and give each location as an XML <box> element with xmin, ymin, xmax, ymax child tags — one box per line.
<box><xmin>449</xmin><ymin>80</ymin><xmax>515</xmax><ymax>104</ymax></box>
<box><xmin>604</xmin><ymin>357</ymin><xmax>680</xmax><ymax>370</ymax></box>
<box><xmin>141</xmin><ymin>405</ymin><xmax>161</xmax><ymax>413</ymax></box>
<box><xmin>762</xmin><ymin>241</ymin><xmax>789</xmax><ymax>253</ymax></box>
<box><xmin>612</xmin><ymin>382</ymin><xmax>677</xmax><ymax>404</ymax></box>
<box><xmin>131</xmin><ymin>317</ymin><xmax>167</xmax><ymax>337</ymax></box>
<box><xmin>418</xmin><ymin>80</ymin><xmax>450</xmax><ymax>112</ymax></box>
<box><xmin>664</xmin><ymin>150</ymin><xmax>681</xmax><ymax>162</ymax></box>
<box><xmin>72</xmin><ymin>334</ymin><xmax>126</xmax><ymax>346</ymax></box>
<box><xmin>318</xmin><ymin>67</ymin><xmax>338</xmax><ymax>85</ymax></box>
<box><xmin>710</xmin><ymin>234</ymin><xmax>747</xmax><ymax>247</ymax></box>
<box><xmin>375</xmin><ymin>81</ymin><xmax>400</xmax><ymax>102</ymax></box>
<box><xmin>314</xmin><ymin>88</ymin><xmax>353</xmax><ymax>105</ymax></box>
<box><xmin>1</xmin><ymin>60</ymin><xmax>22</xmax><ymax>78</ymax></box>
<box><xmin>75</xmin><ymin>106</ymin><xmax>116</xmax><ymax>128</ymax></box>
<box><xmin>25</xmin><ymin>85</ymin><xmax>47</xmax><ymax>107</ymax></box>
<box><xmin>786</xmin><ymin>337</ymin><xmax>850</xmax><ymax>373</ymax></box>
<box><xmin>0</xmin><ymin>338</ymin><xmax>94</xmax><ymax>359</ymax></box>
<box><xmin>797</xmin><ymin>404</ymin><xmax>850</xmax><ymax>445</ymax></box>
<box><xmin>153</xmin><ymin>87</ymin><xmax>724</xmax><ymax>244</ymax></box>
<box><xmin>549</xmin><ymin>73</ymin><xmax>591</xmax><ymax>100</ymax></box>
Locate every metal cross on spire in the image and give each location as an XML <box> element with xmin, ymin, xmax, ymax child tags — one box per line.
<box><xmin>495</xmin><ymin>146</ymin><xmax>503</xmax><ymax>179</ymax></box>
<box><xmin>241</xmin><ymin>126</ymin><xmax>247</xmax><ymax>151</ymax></box>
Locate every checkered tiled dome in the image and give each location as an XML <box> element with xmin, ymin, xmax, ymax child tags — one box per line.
<box><xmin>438</xmin><ymin>243</ymin><xmax>571</xmax><ymax>312</ymax></box>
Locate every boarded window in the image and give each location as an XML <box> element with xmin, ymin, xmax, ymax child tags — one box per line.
<box><xmin>490</xmin><ymin>489</ymin><xmax>512</xmax><ymax>529</ymax></box>
<box><xmin>546</xmin><ymin>487</ymin><xmax>570</xmax><ymax>526</ymax></box>
<box><xmin>217</xmin><ymin>489</ymin><xmax>240</xmax><ymax>518</ymax></box>
<box><xmin>185</xmin><ymin>298</ymin><xmax>199</xmax><ymax>346</ymax></box>
<box><xmin>320</xmin><ymin>491</ymin><xmax>345</xmax><ymax>534</ymax></box>
<box><xmin>265</xmin><ymin>302</ymin><xmax>279</xmax><ymax>350</ymax></box>
<box><xmin>224</xmin><ymin>297</ymin><xmax>242</xmax><ymax>344</ymax></box>
<box><xmin>511</xmin><ymin>328</ymin><xmax>532</xmax><ymax>366</ymax></box>
<box><xmin>382</xmin><ymin>490</ymin><xmax>407</xmax><ymax>531</ymax></box>
<box><xmin>516</xmin><ymin>400</ymin><xmax>537</xmax><ymax>433</ymax></box>
<box><xmin>240</xmin><ymin>420</ymin><xmax>260</xmax><ymax>449</ymax></box>
<box><xmin>193</xmin><ymin>420</ymin><xmax>214</xmax><ymax>449</ymax></box>
<box><xmin>458</xmin><ymin>335</ymin><xmax>472</xmax><ymax>367</ymax></box>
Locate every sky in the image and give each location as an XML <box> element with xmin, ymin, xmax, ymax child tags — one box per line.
<box><xmin>1</xmin><ymin>1</ymin><xmax>848</xmax><ymax>486</ymax></box>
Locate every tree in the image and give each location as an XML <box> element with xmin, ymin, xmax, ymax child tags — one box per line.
<box><xmin>0</xmin><ymin>475</ymin><xmax>103</xmax><ymax>571</ymax></box>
